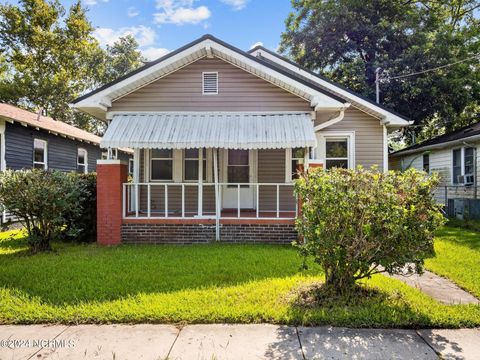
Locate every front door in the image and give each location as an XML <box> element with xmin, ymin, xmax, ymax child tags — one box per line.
<box><xmin>222</xmin><ymin>149</ymin><xmax>255</xmax><ymax>209</ymax></box>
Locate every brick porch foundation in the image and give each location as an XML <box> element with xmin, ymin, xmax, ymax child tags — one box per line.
<box><xmin>121</xmin><ymin>222</ymin><xmax>297</xmax><ymax>245</ymax></box>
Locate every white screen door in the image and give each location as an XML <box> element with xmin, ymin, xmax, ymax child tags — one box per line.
<box><xmin>222</xmin><ymin>149</ymin><xmax>255</xmax><ymax>209</ymax></box>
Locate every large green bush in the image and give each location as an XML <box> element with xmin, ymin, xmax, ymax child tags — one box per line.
<box><xmin>295</xmin><ymin>167</ymin><xmax>445</xmax><ymax>295</ymax></box>
<box><xmin>0</xmin><ymin>170</ymin><xmax>96</xmax><ymax>252</ymax></box>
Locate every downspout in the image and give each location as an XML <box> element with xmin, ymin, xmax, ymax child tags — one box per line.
<box><xmin>314</xmin><ymin>103</ymin><xmax>351</xmax><ymax>131</ymax></box>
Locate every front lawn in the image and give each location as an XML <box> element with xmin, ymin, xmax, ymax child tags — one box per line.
<box><xmin>0</xmin><ymin>230</ymin><xmax>479</xmax><ymax>327</ymax></box>
<box><xmin>425</xmin><ymin>224</ymin><xmax>480</xmax><ymax>298</ymax></box>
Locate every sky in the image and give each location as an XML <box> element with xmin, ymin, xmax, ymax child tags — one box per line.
<box><xmin>21</xmin><ymin>0</ymin><xmax>295</xmax><ymax>61</ymax></box>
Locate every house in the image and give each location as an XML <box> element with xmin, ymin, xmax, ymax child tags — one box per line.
<box><xmin>0</xmin><ymin>103</ymin><xmax>132</xmax><ymax>173</ymax></box>
<box><xmin>71</xmin><ymin>34</ymin><xmax>410</xmax><ymax>245</ymax></box>
<box><xmin>390</xmin><ymin>120</ymin><xmax>480</xmax><ymax>218</ymax></box>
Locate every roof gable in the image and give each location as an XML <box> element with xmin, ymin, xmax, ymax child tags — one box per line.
<box><xmin>72</xmin><ymin>35</ymin><xmax>346</xmax><ymax>120</ymax></box>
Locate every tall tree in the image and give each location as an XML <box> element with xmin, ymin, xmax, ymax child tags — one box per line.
<box><xmin>101</xmin><ymin>35</ymin><xmax>146</xmax><ymax>85</ymax></box>
<box><xmin>280</xmin><ymin>0</ymin><xmax>480</xmax><ymax>143</ymax></box>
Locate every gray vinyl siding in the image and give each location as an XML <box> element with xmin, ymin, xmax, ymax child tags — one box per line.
<box><xmin>4</xmin><ymin>122</ymin><xmax>129</xmax><ymax>172</ymax></box>
<box><xmin>317</xmin><ymin>108</ymin><xmax>385</xmax><ymax>171</ymax></box>
<box><xmin>110</xmin><ymin>58</ymin><xmax>311</xmax><ymax>112</ymax></box>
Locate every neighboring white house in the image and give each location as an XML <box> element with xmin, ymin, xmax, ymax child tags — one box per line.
<box><xmin>389</xmin><ymin>121</ymin><xmax>480</xmax><ymax>217</ymax></box>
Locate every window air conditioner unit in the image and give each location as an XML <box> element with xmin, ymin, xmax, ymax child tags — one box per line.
<box><xmin>464</xmin><ymin>174</ymin><xmax>474</xmax><ymax>186</ymax></box>
<box><xmin>457</xmin><ymin>175</ymin><xmax>465</xmax><ymax>184</ymax></box>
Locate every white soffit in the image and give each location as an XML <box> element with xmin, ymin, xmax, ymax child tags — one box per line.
<box><xmin>101</xmin><ymin>112</ymin><xmax>317</xmax><ymax>150</ymax></box>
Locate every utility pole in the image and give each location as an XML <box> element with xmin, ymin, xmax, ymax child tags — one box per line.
<box><xmin>375</xmin><ymin>67</ymin><xmax>382</xmax><ymax>104</ymax></box>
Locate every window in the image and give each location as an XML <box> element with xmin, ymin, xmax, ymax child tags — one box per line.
<box><xmin>325</xmin><ymin>138</ymin><xmax>349</xmax><ymax>169</ymax></box>
<box><xmin>423</xmin><ymin>153</ymin><xmax>430</xmax><ymax>173</ymax></box>
<box><xmin>227</xmin><ymin>149</ymin><xmax>249</xmax><ymax>187</ymax></box>
<box><xmin>150</xmin><ymin>149</ymin><xmax>173</xmax><ymax>181</ymax></box>
<box><xmin>128</xmin><ymin>158</ymin><xmax>134</xmax><ymax>176</ymax></box>
<box><xmin>101</xmin><ymin>148</ymin><xmax>118</xmax><ymax>160</ymax></box>
<box><xmin>291</xmin><ymin>148</ymin><xmax>305</xmax><ymax>180</ymax></box>
<box><xmin>452</xmin><ymin>147</ymin><xmax>476</xmax><ymax>184</ymax></box>
<box><xmin>184</xmin><ymin>148</ymin><xmax>207</xmax><ymax>181</ymax></box>
<box><xmin>33</xmin><ymin>139</ymin><xmax>47</xmax><ymax>169</ymax></box>
<box><xmin>77</xmin><ymin>148</ymin><xmax>88</xmax><ymax>174</ymax></box>
<box><xmin>202</xmin><ymin>72</ymin><xmax>218</xmax><ymax>94</ymax></box>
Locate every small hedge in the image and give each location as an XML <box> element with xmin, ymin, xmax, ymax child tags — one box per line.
<box><xmin>0</xmin><ymin>170</ymin><xmax>96</xmax><ymax>252</ymax></box>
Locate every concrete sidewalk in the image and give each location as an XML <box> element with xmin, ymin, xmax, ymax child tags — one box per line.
<box><xmin>0</xmin><ymin>324</ymin><xmax>478</xmax><ymax>360</ymax></box>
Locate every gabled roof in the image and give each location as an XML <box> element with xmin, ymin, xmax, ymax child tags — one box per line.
<box><xmin>248</xmin><ymin>45</ymin><xmax>411</xmax><ymax>127</ymax></box>
<box><xmin>72</xmin><ymin>34</ymin><xmax>346</xmax><ymax>120</ymax></box>
<box><xmin>390</xmin><ymin>120</ymin><xmax>480</xmax><ymax>157</ymax></box>
<box><xmin>0</xmin><ymin>103</ymin><xmax>101</xmax><ymax>144</ymax></box>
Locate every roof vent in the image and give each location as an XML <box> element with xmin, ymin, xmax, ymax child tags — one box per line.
<box><xmin>202</xmin><ymin>72</ymin><xmax>218</xmax><ymax>95</ymax></box>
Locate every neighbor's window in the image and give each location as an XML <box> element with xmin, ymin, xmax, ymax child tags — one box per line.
<box><xmin>423</xmin><ymin>153</ymin><xmax>430</xmax><ymax>173</ymax></box>
<box><xmin>77</xmin><ymin>148</ymin><xmax>88</xmax><ymax>174</ymax></box>
<box><xmin>452</xmin><ymin>147</ymin><xmax>475</xmax><ymax>184</ymax></box>
<box><xmin>184</xmin><ymin>148</ymin><xmax>207</xmax><ymax>181</ymax></box>
<box><xmin>325</xmin><ymin>138</ymin><xmax>349</xmax><ymax>169</ymax></box>
<box><xmin>33</xmin><ymin>139</ymin><xmax>47</xmax><ymax>169</ymax></box>
<box><xmin>291</xmin><ymin>148</ymin><xmax>306</xmax><ymax>180</ymax></box>
<box><xmin>151</xmin><ymin>149</ymin><xmax>173</xmax><ymax>181</ymax></box>
<box><xmin>128</xmin><ymin>158</ymin><xmax>134</xmax><ymax>176</ymax></box>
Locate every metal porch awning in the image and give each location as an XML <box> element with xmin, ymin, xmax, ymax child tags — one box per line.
<box><xmin>101</xmin><ymin>112</ymin><xmax>316</xmax><ymax>149</ymax></box>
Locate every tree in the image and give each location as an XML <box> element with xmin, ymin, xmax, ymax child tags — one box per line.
<box><xmin>280</xmin><ymin>0</ymin><xmax>480</xmax><ymax>143</ymax></box>
<box><xmin>100</xmin><ymin>35</ymin><xmax>146</xmax><ymax>85</ymax></box>
<box><xmin>294</xmin><ymin>167</ymin><xmax>445</xmax><ymax>295</ymax></box>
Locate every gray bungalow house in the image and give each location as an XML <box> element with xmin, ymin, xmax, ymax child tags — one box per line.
<box><xmin>71</xmin><ymin>35</ymin><xmax>410</xmax><ymax>245</ymax></box>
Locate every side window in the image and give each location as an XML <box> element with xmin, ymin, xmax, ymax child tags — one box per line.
<box><xmin>150</xmin><ymin>149</ymin><xmax>173</xmax><ymax>181</ymax></box>
<box><xmin>452</xmin><ymin>148</ymin><xmax>462</xmax><ymax>184</ymax></box>
<box><xmin>423</xmin><ymin>153</ymin><xmax>430</xmax><ymax>173</ymax></box>
<box><xmin>128</xmin><ymin>158</ymin><xmax>134</xmax><ymax>176</ymax></box>
<box><xmin>77</xmin><ymin>148</ymin><xmax>88</xmax><ymax>174</ymax></box>
<box><xmin>291</xmin><ymin>148</ymin><xmax>306</xmax><ymax>180</ymax></box>
<box><xmin>325</xmin><ymin>138</ymin><xmax>349</xmax><ymax>169</ymax></box>
<box><xmin>33</xmin><ymin>139</ymin><xmax>47</xmax><ymax>169</ymax></box>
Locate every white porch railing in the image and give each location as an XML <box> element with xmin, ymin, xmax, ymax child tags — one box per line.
<box><xmin>123</xmin><ymin>182</ymin><xmax>298</xmax><ymax>220</ymax></box>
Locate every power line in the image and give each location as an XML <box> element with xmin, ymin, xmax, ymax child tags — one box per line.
<box><xmin>382</xmin><ymin>54</ymin><xmax>480</xmax><ymax>81</ymax></box>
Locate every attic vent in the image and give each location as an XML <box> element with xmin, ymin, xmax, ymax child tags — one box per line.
<box><xmin>202</xmin><ymin>72</ymin><xmax>218</xmax><ymax>95</ymax></box>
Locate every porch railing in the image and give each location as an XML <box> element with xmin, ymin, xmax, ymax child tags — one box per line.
<box><xmin>123</xmin><ymin>182</ymin><xmax>298</xmax><ymax>220</ymax></box>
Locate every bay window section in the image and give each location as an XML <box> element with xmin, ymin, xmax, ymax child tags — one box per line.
<box><xmin>150</xmin><ymin>149</ymin><xmax>173</xmax><ymax>181</ymax></box>
<box><xmin>184</xmin><ymin>148</ymin><xmax>207</xmax><ymax>181</ymax></box>
<box><xmin>325</xmin><ymin>138</ymin><xmax>349</xmax><ymax>169</ymax></box>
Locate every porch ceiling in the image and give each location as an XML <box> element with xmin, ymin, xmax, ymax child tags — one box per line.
<box><xmin>101</xmin><ymin>112</ymin><xmax>316</xmax><ymax>149</ymax></box>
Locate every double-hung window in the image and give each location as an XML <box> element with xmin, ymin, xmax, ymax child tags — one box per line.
<box><xmin>33</xmin><ymin>139</ymin><xmax>47</xmax><ymax>169</ymax></box>
<box><xmin>184</xmin><ymin>149</ymin><xmax>207</xmax><ymax>181</ymax></box>
<box><xmin>150</xmin><ymin>149</ymin><xmax>173</xmax><ymax>181</ymax></box>
<box><xmin>452</xmin><ymin>147</ymin><xmax>475</xmax><ymax>184</ymax></box>
<box><xmin>291</xmin><ymin>148</ymin><xmax>305</xmax><ymax>180</ymax></box>
<box><xmin>325</xmin><ymin>138</ymin><xmax>349</xmax><ymax>169</ymax></box>
<box><xmin>423</xmin><ymin>153</ymin><xmax>430</xmax><ymax>173</ymax></box>
<box><xmin>77</xmin><ymin>148</ymin><xmax>88</xmax><ymax>174</ymax></box>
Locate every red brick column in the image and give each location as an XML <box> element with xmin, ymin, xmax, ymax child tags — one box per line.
<box><xmin>96</xmin><ymin>160</ymin><xmax>128</xmax><ymax>245</ymax></box>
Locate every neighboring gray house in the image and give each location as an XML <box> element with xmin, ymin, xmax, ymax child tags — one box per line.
<box><xmin>390</xmin><ymin>121</ymin><xmax>480</xmax><ymax>218</ymax></box>
<box><xmin>0</xmin><ymin>103</ymin><xmax>132</xmax><ymax>173</ymax></box>
<box><xmin>71</xmin><ymin>35</ymin><xmax>410</xmax><ymax>244</ymax></box>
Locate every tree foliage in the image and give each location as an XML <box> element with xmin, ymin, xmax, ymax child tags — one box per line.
<box><xmin>281</xmin><ymin>0</ymin><xmax>480</xmax><ymax>142</ymax></box>
<box><xmin>294</xmin><ymin>167</ymin><xmax>445</xmax><ymax>295</ymax></box>
<box><xmin>0</xmin><ymin>0</ymin><xmax>144</xmax><ymax>134</ymax></box>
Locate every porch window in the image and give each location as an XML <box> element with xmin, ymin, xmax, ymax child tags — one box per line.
<box><xmin>453</xmin><ymin>147</ymin><xmax>475</xmax><ymax>184</ymax></box>
<box><xmin>150</xmin><ymin>149</ymin><xmax>173</xmax><ymax>181</ymax></box>
<box><xmin>184</xmin><ymin>148</ymin><xmax>206</xmax><ymax>181</ymax></box>
<box><xmin>291</xmin><ymin>148</ymin><xmax>305</xmax><ymax>180</ymax></box>
<box><xmin>325</xmin><ymin>138</ymin><xmax>349</xmax><ymax>169</ymax></box>
<box><xmin>33</xmin><ymin>139</ymin><xmax>47</xmax><ymax>169</ymax></box>
<box><xmin>77</xmin><ymin>148</ymin><xmax>88</xmax><ymax>174</ymax></box>
<box><xmin>227</xmin><ymin>149</ymin><xmax>249</xmax><ymax>186</ymax></box>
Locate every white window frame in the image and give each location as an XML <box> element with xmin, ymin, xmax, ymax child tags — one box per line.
<box><xmin>149</xmin><ymin>149</ymin><xmax>174</xmax><ymax>182</ymax></box>
<box><xmin>285</xmin><ymin>148</ymin><xmax>307</xmax><ymax>183</ymax></box>
<box><xmin>452</xmin><ymin>147</ymin><xmax>475</xmax><ymax>185</ymax></box>
<box><xmin>202</xmin><ymin>71</ymin><xmax>218</xmax><ymax>95</ymax></box>
<box><xmin>77</xmin><ymin>148</ymin><xmax>88</xmax><ymax>174</ymax></box>
<box><xmin>128</xmin><ymin>158</ymin><xmax>134</xmax><ymax>176</ymax></box>
<box><xmin>316</xmin><ymin>131</ymin><xmax>355</xmax><ymax>170</ymax></box>
<box><xmin>33</xmin><ymin>138</ymin><xmax>48</xmax><ymax>169</ymax></box>
<box><xmin>183</xmin><ymin>148</ymin><xmax>208</xmax><ymax>182</ymax></box>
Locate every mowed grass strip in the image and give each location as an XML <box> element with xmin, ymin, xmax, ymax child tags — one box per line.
<box><xmin>0</xmin><ymin>230</ymin><xmax>479</xmax><ymax>327</ymax></box>
<box><xmin>425</xmin><ymin>225</ymin><xmax>480</xmax><ymax>298</ymax></box>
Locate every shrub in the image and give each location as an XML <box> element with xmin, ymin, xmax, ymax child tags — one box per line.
<box><xmin>294</xmin><ymin>167</ymin><xmax>445</xmax><ymax>295</ymax></box>
<box><xmin>0</xmin><ymin>170</ymin><xmax>94</xmax><ymax>252</ymax></box>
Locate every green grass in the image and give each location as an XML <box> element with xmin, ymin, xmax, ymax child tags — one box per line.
<box><xmin>0</xmin><ymin>229</ymin><xmax>479</xmax><ymax>327</ymax></box>
<box><xmin>425</xmin><ymin>224</ymin><xmax>480</xmax><ymax>298</ymax></box>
